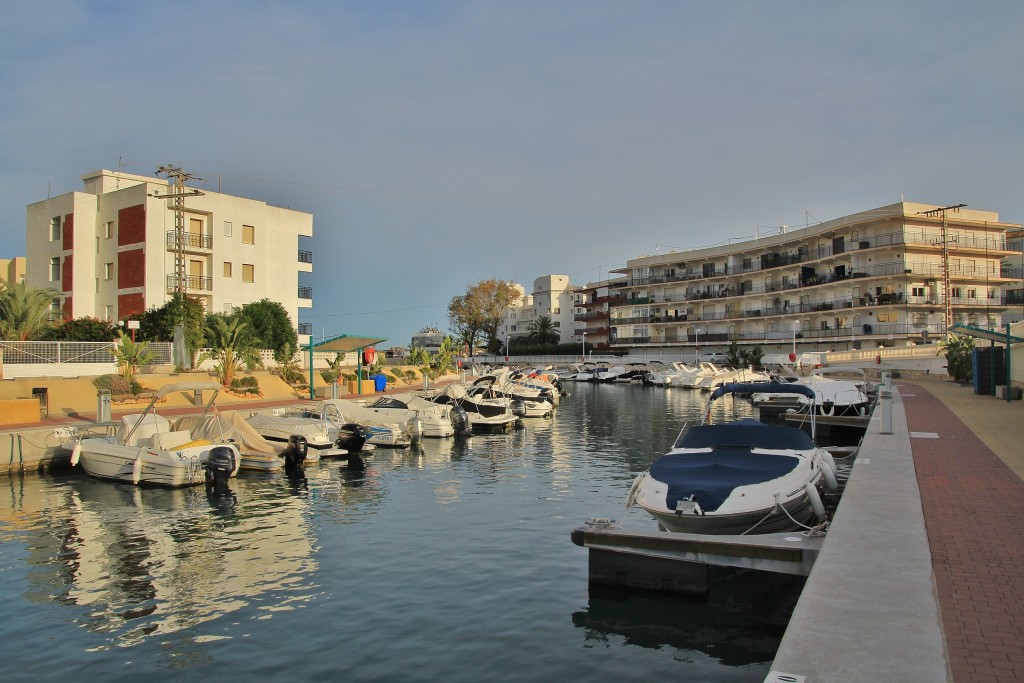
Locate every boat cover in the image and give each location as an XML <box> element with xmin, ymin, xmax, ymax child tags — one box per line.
<box><xmin>710</xmin><ymin>382</ymin><xmax>816</xmax><ymax>401</ymax></box>
<box><xmin>649</xmin><ymin>445</ymin><xmax>800</xmax><ymax>513</ymax></box>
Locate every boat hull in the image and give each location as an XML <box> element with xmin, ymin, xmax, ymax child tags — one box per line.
<box><xmin>78</xmin><ymin>440</ymin><xmax>239</xmax><ymax>488</ymax></box>
<box><xmin>636</xmin><ymin>492</ymin><xmax>818</xmax><ymax>535</ymax></box>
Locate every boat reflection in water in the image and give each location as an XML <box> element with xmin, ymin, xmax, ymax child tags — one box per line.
<box><xmin>20</xmin><ymin>468</ymin><xmax>383</xmax><ymax>649</ymax></box>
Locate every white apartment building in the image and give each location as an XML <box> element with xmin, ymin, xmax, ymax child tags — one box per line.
<box><xmin>25</xmin><ymin>170</ymin><xmax>313</xmax><ymax>341</ymax></box>
<box><xmin>498</xmin><ymin>276</ymin><xmax>577</xmax><ymax>347</ymax></box>
<box><xmin>608</xmin><ymin>202</ymin><xmax>1020</xmax><ymax>356</ymax></box>
<box><xmin>572</xmin><ymin>277</ymin><xmax>627</xmax><ymax>352</ymax></box>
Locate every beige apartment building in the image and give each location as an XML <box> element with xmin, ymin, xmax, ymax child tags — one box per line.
<box><xmin>0</xmin><ymin>256</ymin><xmax>27</xmax><ymax>286</ymax></box>
<box><xmin>607</xmin><ymin>202</ymin><xmax>1021</xmax><ymax>356</ymax></box>
<box><xmin>25</xmin><ymin>170</ymin><xmax>313</xmax><ymax>340</ymax></box>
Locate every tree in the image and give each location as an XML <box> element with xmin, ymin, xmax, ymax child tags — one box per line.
<box><xmin>407</xmin><ymin>346</ymin><xmax>430</xmax><ymax>367</ymax></box>
<box><xmin>110</xmin><ymin>330</ymin><xmax>157</xmax><ymax>383</ymax></box>
<box><xmin>0</xmin><ymin>281</ymin><xmax>58</xmax><ymax>341</ymax></box>
<box><xmin>200</xmin><ymin>317</ymin><xmax>262</xmax><ymax>387</ymax></box>
<box><xmin>136</xmin><ymin>294</ymin><xmax>206</xmax><ymax>364</ymax></box>
<box><xmin>939</xmin><ymin>333</ymin><xmax>974</xmax><ymax>383</ymax></box>
<box><xmin>432</xmin><ymin>336</ymin><xmax>456</xmax><ymax>371</ymax></box>
<box><xmin>448</xmin><ymin>279</ymin><xmax>521</xmax><ymax>354</ymax></box>
<box><xmin>527</xmin><ymin>315</ymin><xmax>559</xmax><ymax>345</ymax></box>
<box><xmin>235</xmin><ymin>299</ymin><xmax>298</xmax><ymax>362</ymax></box>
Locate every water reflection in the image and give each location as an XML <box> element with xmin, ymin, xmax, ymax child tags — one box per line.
<box><xmin>572</xmin><ymin>568</ymin><xmax>804</xmax><ymax>668</ymax></box>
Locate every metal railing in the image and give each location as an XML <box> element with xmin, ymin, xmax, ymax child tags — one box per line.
<box><xmin>166</xmin><ymin>274</ymin><xmax>213</xmax><ymax>291</ymax></box>
<box><xmin>298</xmin><ymin>250</ymin><xmax>313</xmax><ymax>264</ymax></box>
<box><xmin>165</xmin><ymin>230</ymin><xmax>213</xmax><ymax>250</ymax></box>
<box><xmin>298</xmin><ymin>286</ymin><xmax>313</xmax><ymax>299</ymax></box>
<box><xmin>0</xmin><ymin>340</ymin><xmax>173</xmax><ymax>364</ymax></box>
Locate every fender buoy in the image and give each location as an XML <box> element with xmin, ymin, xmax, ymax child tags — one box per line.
<box><xmin>70</xmin><ymin>441</ymin><xmax>82</xmax><ymax>466</ymax></box>
<box><xmin>819</xmin><ymin>453</ymin><xmax>839</xmax><ymax>491</ymax></box>
<box><xmin>822</xmin><ymin>401</ymin><xmax>835</xmax><ymax>417</ymax></box>
<box><xmin>805</xmin><ymin>482</ymin><xmax>827</xmax><ymax>521</ymax></box>
<box><xmin>625</xmin><ymin>474</ymin><xmax>645</xmax><ymax>509</ymax></box>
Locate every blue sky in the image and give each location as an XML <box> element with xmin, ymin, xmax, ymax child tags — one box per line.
<box><xmin>2</xmin><ymin>1</ymin><xmax>1021</xmax><ymax>347</ymax></box>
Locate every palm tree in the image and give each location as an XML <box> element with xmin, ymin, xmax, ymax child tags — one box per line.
<box><xmin>527</xmin><ymin>315</ymin><xmax>560</xmax><ymax>345</ymax></box>
<box><xmin>938</xmin><ymin>333</ymin><xmax>974</xmax><ymax>383</ymax></box>
<box><xmin>201</xmin><ymin>317</ymin><xmax>261</xmax><ymax>387</ymax></box>
<box><xmin>0</xmin><ymin>281</ymin><xmax>58</xmax><ymax>341</ymax></box>
<box><xmin>110</xmin><ymin>330</ymin><xmax>157</xmax><ymax>384</ymax></box>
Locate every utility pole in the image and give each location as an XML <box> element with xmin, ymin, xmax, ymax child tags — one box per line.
<box><xmin>151</xmin><ymin>166</ymin><xmax>204</xmax><ymax>368</ymax></box>
<box><xmin>919</xmin><ymin>203</ymin><xmax>966</xmax><ymax>332</ymax></box>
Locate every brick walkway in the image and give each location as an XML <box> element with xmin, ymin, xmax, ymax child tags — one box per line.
<box><xmin>902</xmin><ymin>383</ymin><xmax>1024</xmax><ymax>683</ymax></box>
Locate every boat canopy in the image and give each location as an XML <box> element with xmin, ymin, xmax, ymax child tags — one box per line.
<box><xmin>155</xmin><ymin>381</ymin><xmax>224</xmax><ymax>397</ymax></box>
<box><xmin>710</xmin><ymin>382</ymin><xmax>816</xmax><ymax>401</ymax></box>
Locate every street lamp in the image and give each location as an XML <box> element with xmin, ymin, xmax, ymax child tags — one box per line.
<box><xmin>695</xmin><ymin>327</ymin><xmax>701</xmax><ymax>362</ymax></box>
<box><xmin>581</xmin><ymin>331</ymin><xmax>587</xmax><ymax>362</ymax></box>
<box><xmin>792</xmin><ymin>319</ymin><xmax>798</xmax><ymax>359</ymax></box>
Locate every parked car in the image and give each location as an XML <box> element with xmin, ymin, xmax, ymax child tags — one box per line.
<box><xmin>698</xmin><ymin>351</ymin><xmax>726</xmax><ymax>362</ymax></box>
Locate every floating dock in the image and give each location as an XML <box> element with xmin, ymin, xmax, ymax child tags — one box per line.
<box><xmin>571</xmin><ymin>523</ymin><xmax>824</xmax><ymax>595</ymax></box>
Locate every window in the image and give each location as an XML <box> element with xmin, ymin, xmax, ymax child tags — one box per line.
<box><xmin>553</xmin><ymin>321</ymin><xmax>560</xmax><ymax>328</ymax></box>
<box><xmin>912</xmin><ymin>287</ymin><xmax>926</xmax><ymax>297</ymax></box>
<box><xmin>967</xmin><ymin>288</ymin><xmax>977</xmax><ymax>299</ymax></box>
<box><xmin>242</xmin><ymin>225</ymin><xmax>255</xmax><ymax>244</ymax></box>
<box><xmin>49</xmin><ymin>257</ymin><xmax>60</xmax><ymax>281</ymax></box>
<box><xmin>553</xmin><ymin>307</ymin><xmax>560</xmax><ymax>314</ymax></box>
<box><xmin>104</xmin><ymin>262</ymin><xmax>114</xmax><ymax>280</ymax></box>
<box><xmin>95</xmin><ymin>278</ymin><xmax>99</xmax><ymax>293</ymax></box>
<box><xmin>104</xmin><ymin>305</ymin><xmax>113</xmax><ymax>320</ymax></box>
<box><xmin>224</xmin><ymin>221</ymin><xmax>233</xmax><ymax>237</ymax></box>
<box><xmin>50</xmin><ymin>298</ymin><xmax>61</xmax><ymax>317</ymax></box>
<box><xmin>951</xmin><ymin>287</ymin><xmax>962</xmax><ymax>298</ymax></box>
<box><xmin>104</xmin><ymin>221</ymin><xmax>114</xmax><ymax>238</ymax></box>
<box><xmin>50</xmin><ymin>217</ymin><xmax>61</xmax><ymax>241</ymax></box>
<box><xmin>223</xmin><ymin>262</ymin><xmax>232</xmax><ymax>277</ymax></box>
<box><xmin>242</xmin><ymin>264</ymin><xmax>254</xmax><ymax>283</ymax></box>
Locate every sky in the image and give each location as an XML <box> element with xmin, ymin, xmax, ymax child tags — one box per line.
<box><xmin>1</xmin><ymin>1</ymin><xmax>1021</xmax><ymax>348</ymax></box>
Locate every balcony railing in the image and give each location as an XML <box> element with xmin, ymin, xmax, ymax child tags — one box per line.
<box><xmin>166</xmin><ymin>230</ymin><xmax>213</xmax><ymax>250</ymax></box>
<box><xmin>298</xmin><ymin>250</ymin><xmax>313</xmax><ymax>264</ymax></box>
<box><xmin>166</xmin><ymin>274</ymin><xmax>212</xmax><ymax>291</ymax></box>
<box><xmin>298</xmin><ymin>286</ymin><xmax>312</xmax><ymax>299</ymax></box>
<box><xmin>298</xmin><ymin>323</ymin><xmax>313</xmax><ymax>336</ymax></box>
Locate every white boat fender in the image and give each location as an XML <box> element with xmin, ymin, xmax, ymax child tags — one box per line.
<box><xmin>132</xmin><ymin>453</ymin><xmax>144</xmax><ymax>484</ymax></box>
<box><xmin>805</xmin><ymin>482</ymin><xmax>827</xmax><ymax>521</ymax></box>
<box><xmin>821</xmin><ymin>451</ymin><xmax>839</xmax><ymax>491</ymax></box>
<box><xmin>625</xmin><ymin>474</ymin><xmax>645</xmax><ymax>509</ymax></box>
<box><xmin>70</xmin><ymin>441</ymin><xmax>82</xmax><ymax>467</ymax></box>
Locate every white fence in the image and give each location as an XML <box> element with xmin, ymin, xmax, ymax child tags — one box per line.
<box><xmin>0</xmin><ymin>340</ymin><xmax>173</xmax><ymax>379</ymax></box>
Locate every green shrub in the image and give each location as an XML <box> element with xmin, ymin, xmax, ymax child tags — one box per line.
<box><xmin>320</xmin><ymin>369</ymin><xmax>339</xmax><ymax>384</ymax></box>
<box><xmin>230</xmin><ymin>376</ymin><xmax>261</xmax><ymax>394</ymax></box>
<box><xmin>342</xmin><ymin>372</ymin><xmax>357</xmax><ymax>382</ymax></box>
<box><xmin>93</xmin><ymin>374</ymin><xmax>132</xmax><ymax>396</ymax></box>
<box><xmin>404</xmin><ymin>369</ymin><xmax>417</xmax><ymax>382</ymax></box>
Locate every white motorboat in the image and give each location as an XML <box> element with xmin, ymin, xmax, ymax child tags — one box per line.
<box><xmin>339</xmin><ymin>395</ymin><xmax>464</xmax><ymax>439</ymax></box>
<box><xmin>419</xmin><ymin>384</ymin><xmax>522</xmax><ymax>432</ymax></box>
<box><xmin>753</xmin><ymin>371</ymin><xmax>871</xmax><ymax>417</ymax></box>
<box><xmin>626</xmin><ymin>382</ymin><xmax>838</xmax><ymax>534</ymax></box>
<box><xmin>248</xmin><ymin>401</ymin><xmax>410</xmax><ymax>449</ymax></box>
<box><xmin>70</xmin><ymin>382</ymin><xmax>241</xmax><ymax>488</ymax></box>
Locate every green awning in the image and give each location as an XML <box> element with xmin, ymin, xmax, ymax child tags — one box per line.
<box><xmin>305</xmin><ymin>333</ymin><xmax>388</xmax><ymax>353</ymax></box>
<box><xmin>949</xmin><ymin>323</ymin><xmax>1024</xmax><ymax>346</ymax></box>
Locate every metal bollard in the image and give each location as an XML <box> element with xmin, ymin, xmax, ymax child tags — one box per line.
<box><xmin>880</xmin><ymin>371</ymin><xmax>891</xmax><ymax>390</ymax></box>
<box><xmin>331</xmin><ymin>381</ymin><xmax>339</xmax><ymax>399</ymax></box>
<box><xmin>97</xmin><ymin>390</ymin><xmax>112</xmax><ymax>422</ymax></box>
<box><xmin>879</xmin><ymin>389</ymin><xmax>893</xmax><ymax>434</ymax></box>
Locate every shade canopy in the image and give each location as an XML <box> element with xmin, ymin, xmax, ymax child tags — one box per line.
<box><xmin>949</xmin><ymin>323</ymin><xmax>1024</xmax><ymax>346</ymax></box>
<box><xmin>305</xmin><ymin>333</ymin><xmax>388</xmax><ymax>353</ymax></box>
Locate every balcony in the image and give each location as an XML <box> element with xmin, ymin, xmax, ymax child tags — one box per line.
<box><xmin>298</xmin><ymin>250</ymin><xmax>313</xmax><ymax>264</ymax></box>
<box><xmin>298</xmin><ymin>286</ymin><xmax>313</xmax><ymax>300</ymax></box>
<box><xmin>166</xmin><ymin>230</ymin><xmax>213</xmax><ymax>251</ymax></box>
<box><xmin>298</xmin><ymin>322</ymin><xmax>313</xmax><ymax>336</ymax></box>
<box><xmin>166</xmin><ymin>274</ymin><xmax>212</xmax><ymax>292</ymax></box>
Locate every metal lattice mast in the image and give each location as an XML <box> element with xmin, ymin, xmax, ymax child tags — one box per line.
<box><xmin>918</xmin><ymin>203</ymin><xmax>966</xmax><ymax>332</ymax></box>
<box><xmin>152</xmin><ymin>166</ymin><xmax>204</xmax><ymax>302</ymax></box>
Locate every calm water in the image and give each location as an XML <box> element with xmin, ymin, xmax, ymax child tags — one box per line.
<box><xmin>0</xmin><ymin>384</ymin><xmax>805</xmax><ymax>682</ymax></box>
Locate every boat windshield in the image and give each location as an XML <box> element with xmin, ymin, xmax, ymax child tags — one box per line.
<box><xmin>675</xmin><ymin>419</ymin><xmax>815</xmax><ymax>451</ymax></box>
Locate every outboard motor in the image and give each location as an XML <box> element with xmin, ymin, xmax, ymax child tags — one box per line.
<box><xmin>204</xmin><ymin>446</ymin><xmax>236</xmax><ymax>488</ymax></box>
<box><xmin>450</xmin><ymin>405</ymin><xmax>470</xmax><ymax>435</ymax></box>
<box><xmin>284</xmin><ymin>434</ymin><xmax>309</xmax><ymax>471</ymax></box>
<box><xmin>510</xmin><ymin>399</ymin><xmax>527</xmax><ymax>418</ymax></box>
<box><xmin>335</xmin><ymin>423</ymin><xmax>368</xmax><ymax>453</ymax></box>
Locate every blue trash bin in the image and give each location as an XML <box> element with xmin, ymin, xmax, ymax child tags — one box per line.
<box><xmin>373</xmin><ymin>374</ymin><xmax>387</xmax><ymax>392</ymax></box>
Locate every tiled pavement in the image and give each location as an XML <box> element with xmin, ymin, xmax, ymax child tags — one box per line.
<box><xmin>901</xmin><ymin>383</ymin><xmax>1024</xmax><ymax>683</ymax></box>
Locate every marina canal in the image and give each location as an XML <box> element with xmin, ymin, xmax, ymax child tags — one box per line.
<box><xmin>0</xmin><ymin>383</ymin><xmax>806</xmax><ymax>682</ymax></box>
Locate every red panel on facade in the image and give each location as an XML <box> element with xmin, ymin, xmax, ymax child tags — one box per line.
<box><xmin>61</xmin><ymin>254</ymin><xmax>73</xmax><ymax>292</ymax></box>
<box><xmin>62</xmin><ymin>213</ymin><xmax>74</xmax><ymax>250</ymax></box>
<box><xmin>119</xmin><ymin>292</ymin><xmax>146</xmax><ymax>319</ymax></box>
<box><xmin>118</xmin><ymin>204</ymin><xmax>146</xmax><ymax>245</ymax></box>
<box><xmin>62</xmin><ymin>297</ymin><xmax>73</xmax><ymax>320</ymax></box>
<box><xmin>118</xmin><ymin>248</ymin><xmax>145</xmax><ymax>288</ymax></box>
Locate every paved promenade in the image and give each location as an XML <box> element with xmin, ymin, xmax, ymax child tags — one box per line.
<box><xmin>901</xmin><ymin>381</ymin><xmax>1024</xmax><ymax>683</ymax></box>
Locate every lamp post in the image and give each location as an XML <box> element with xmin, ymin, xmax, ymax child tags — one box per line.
<box><xmin>904</xmin><ymin>268</ymin><xmax>912</xmax><ymax>342</ymax></box>
<box><xmin>792</xmin><ymin>319</ymin><xmax>798</xmax><ymax>358</ymax></box>
<box><xmin>581</xmin><ymin>331</ymin><xmax>587</xmax><ymax>362</ymax></box>
<box><xmin>695</xmin><ymin>327</ymin><xmax>701</xmax><ymax>362</ymax></box>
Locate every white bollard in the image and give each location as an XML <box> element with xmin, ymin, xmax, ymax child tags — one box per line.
<box><xmin>879</xmin><ymin>389</ymin><xmax>893</xmax><ymax>434</ymax></box>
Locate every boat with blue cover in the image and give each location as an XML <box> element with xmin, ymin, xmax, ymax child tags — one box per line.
<box><xmin>626</xmin><ymin>382</ymin><xmax>838</xmax><ymax>534</ymax></box>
